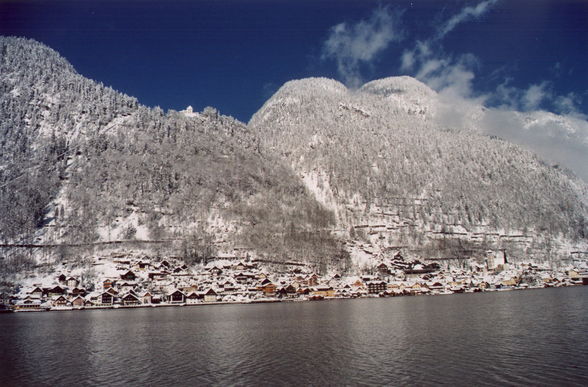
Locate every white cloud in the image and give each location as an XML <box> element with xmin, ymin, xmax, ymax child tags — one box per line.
<box><xmin>322</xmin><ymin>6</ymin><xmax>403</xmax><ymax>88</ymax></box>
<box><xmin>479</xmin><ymin>109</ymin><xmax>588</xmax><ymax>182</ymax></box>
<box><xmin>322</xmin><ymin>1</ymin><xmax>588</xmax><ymax>182</ymax></box>
<box><xmin>437</xmin><ymin>0</ymin><xmax>499</xmax><ymax>39</ymax></box>
<box><xmin>554</xmin><ymin>92</ymin><xmax>585</xmax><ymax>118</ymax></box>
<box><xmin>394</xmin><ymin>0</ymin><xmax>588</xmax><ymax>181</ymax></box>
<box><xmin>522</xmin><ymin>82</ymin><xmax>551</xmax><ymax>111</ymax></box>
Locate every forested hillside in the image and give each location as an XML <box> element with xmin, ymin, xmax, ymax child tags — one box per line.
<box><xmin>0</xmin><ymin>37</ymin><xmax>344</xmax><ymax>274</ymax></box>
<box><xmin>1</xmin><ymin>37</ymin><xmax>586</xmax><ymax>277</ymax></box>
<box><xmin>249</xmin><ymin>77</ymin><xmax>588</xmax><ymax>263</ymax></box>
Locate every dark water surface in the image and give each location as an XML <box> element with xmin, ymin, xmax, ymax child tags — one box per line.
<box><xmin>1</xmin><ymin>287</ymin><xmax>587</xmax><ymax>386</ymax></box>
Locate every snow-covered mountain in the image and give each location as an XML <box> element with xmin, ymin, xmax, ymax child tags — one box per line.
<box><xmin>249</xmin><ymin>76</ymin><xmax>588</xmax><ymax>268</ymax></box>
<box><xmin>0</xmin><ymin>37</ymin><xmax>344</xmax><ymax>273</ymax></box>
<box><xmin>1</xmin><ymin>37</ymin><xmax>586</xmax><ymax>278</ymax></box>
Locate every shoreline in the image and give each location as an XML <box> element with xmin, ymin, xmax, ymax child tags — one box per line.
<box><xmin>4</xmin><ymin>283</ymin><xmax>583</xmax><ymax>314</ymax></box>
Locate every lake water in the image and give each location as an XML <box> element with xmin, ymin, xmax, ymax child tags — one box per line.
<box><xmin>1</xmin><ymin>287</ymin><xmax>587</xmax><ymax>386</ymax></box>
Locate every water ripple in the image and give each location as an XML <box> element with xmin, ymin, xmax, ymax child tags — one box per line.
<box><xmin>1</xmin><ymin>287</ymin><xmax>587</xmax><ymax>386</ymax></box>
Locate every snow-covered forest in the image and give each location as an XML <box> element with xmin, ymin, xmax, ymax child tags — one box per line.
<box><xmin>1</xmin><ymin>37</ymin><xmax>587</xmax><ymax>280</ymax></box>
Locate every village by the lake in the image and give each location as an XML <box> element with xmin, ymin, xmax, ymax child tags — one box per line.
<box><xmin>2</xmin><ymin>249</ymin><xmax>587</xmax><ymax>313</ymax></box>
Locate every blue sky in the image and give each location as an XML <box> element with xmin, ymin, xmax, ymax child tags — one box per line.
<box><xmin>2</xmin><ymin>0</ymin><xmax>587</xmax><ymax>122</ymax></box>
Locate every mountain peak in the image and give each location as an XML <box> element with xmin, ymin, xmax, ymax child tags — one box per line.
<box><xmin>359</xmin><ymin>76</ymin><xmax>436</xmax><ymax>99</ymax></box>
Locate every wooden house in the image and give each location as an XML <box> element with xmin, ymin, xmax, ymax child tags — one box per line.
<box><xmin>367</xmin><ymin>281</ymin><xmax>387</xmax><ymax>294</ymax></box>
<box><xmin>48</xmin><ymin>286</ymin><xmax>66</xmax><ymax>297</ymax></box>
<box><xmin>297</xmin><ymin>287</ymin><xmax>310</xmax><ymax>295</ymax></box>
<box><xmin>259</xmin><ymin>281</ymin><xmax>276</xmax><ymax>296</ymax></box>
<box><xmin>14</xmin><ymin>298</ymin><xmax>44</xmax><ymax>311</ymax></box>
<box><xmin>204</xmin><ymin>288</ymin><xmax>218</xmax><ymax>302</ymax></box>
<box><xmin>311</xmin><ymin>286</ymin><xmax>336</xmax><ymax>298</ymax></box>
<box><xmin>103</xmin><ymin>279</ymin><xmax>114</xmax><ymax>289</ymax></box>
<box><xmin>377</xmin><ymin>263</ymin><xmax>390</xmax><ymax>275</ymax></box>
<box><xmin>136</xmin><ymin>261</ymin><xmax>151</xmax><ymax>271</ymax></box>
<box><xmin>71</xmin><ymin>295</ymin><xmax>85</xmax><ymax>308</ymax></box>
<box><xmin>209</xmin><ymin>266</ymin><xmax>223</xmax><ymax>276</ymax></box>
<box><xmin>101</xmin><ymin>291</ymin><xmax>114</xmax><ymax>305</ymax></box>
<box><xmin>148</xmin><ymin>271</ymin><xmax>169</xmax><ymax>281</ymax></box>
<box><xmin>71</xmin><ymin>287</ymin><xmax>87</xmax><ymax>297</ymax></box>
<box><xmin>29</xmin><ymin>287</ymin><xmax>43</xmax><ymax>298</ymax></box>
<box><xmin>168</xmin><ymin>289</ymin><xmax>186</xmax><ymax>304</ymax></box>
<box><xmin>428</xmin><ymin>282</ymin><xmax>445</xmax><ymax>290</ymax></box>
<box><xmin>106</xmin><ymin>287</ymin><xmax>119</xmax><ymax>296</ymax></box>
<box><xmin>121</xmin><ymin>293</ymin><xmax>141</xmax><ymax>306</ymax></box>
<box><xmin>186</xmin><ymin>292</ymin><xmax>202</xmax><ymax>304</ymax></box>
<box><xmin>233</xmin><ymin>262</ymin><xmax>247</xmax><ymax>271</ymax></box>
<box><xmin>283</xmin><ymin>284</ymin><xmax>297</xmax><ymax>295</ymax></box>
<box><xmin>58</xmin><ymin>274</ymin><xmax>67</xmax><ymax>284</ymax></box>
<box><xmin>159</xmin><ymin>260</ymin><xmax>171</xmax><ymax>269</ymax></box>
<box><xmin>52</xmin><ymin>295</ymin><xmax>69</xmax><ymax>307</ymax></box>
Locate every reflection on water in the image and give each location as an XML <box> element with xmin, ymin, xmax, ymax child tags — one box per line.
<box><xmin>1</xmin><ymin>287</ymin><xmax>587</xmax><ymax>386</ymax></box>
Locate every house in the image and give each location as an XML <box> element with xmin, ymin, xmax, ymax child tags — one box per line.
<box><xmin>71</xmin><ymin>287</ymin><xmax>87</xmax><ymax>296</ymax></box>
<box><xmin>103</xmin><ymin>279</ymin><xmax>114</xmax><ymax>289</ymax></box>
<box><xmin>101</xmin><ymin>291</ymin><xmax>114</xmax><ymax>305</ymax></box>
<box><xmin>297</xmin><ymin>287</ymin><xmax>310</xmax><ymax>295</ymax></box>
<box><xmin>67</xmin><ymin>277</ymin><xmax>79</xmax><ymax>288</ymax></box>
<box><xmin>367</xmin><ymin>281</ymin><xmax>387</xmax><ymax>294</ymax></box>
<box><xmin>428</xmin><ymin>282</ymin><xmax>445</xmax><ymax>291</ymax></box>
<box><xmin>136</xmin><ymin>261</ymin><xmax>151</xmax><ymax>271</ymax></box>
<box><xmin>151</xmin><ymin>294</ymin><xmax>163</xmax><ymax>304</ymax></box>
<box><xmin>377</xmin><ymin>263</ymin><xmax>390</xmax><ymax>275</ymax></box>
<box><xmin>71</xmin><ymin>295</ymin><xmax>85</xmax><ymax>308</ymax></box>
<box><xmin>277</xmin><ymin>284</ymin><xmax>298</xmax><ymax>298</ymax></box>
<box><xmin>352</xmin><ymin>279</ymin><xmax>364</xmax><ymax>288</ymax></box>
<box><xmin>106</xmin><ymin>287</ymin><xmax>119</xmax><ymax>296</ymax></box>
<box><xmin>121</xmin><ymin>293</ymin><xmax>141</xmax><ymax>306</ymax></box>
<box><xmin>14</xmin><ymin>298</ymin><xmax>44</xmax><ymax>311</ymax></box>
<box><xmin>234</xmin><ymin>273</ymin><xmax>249</xmax><ymax>284</ymax></box>
<box><xmin>159</xmin><ymin>260</ymin><xmax>171</xmax><ymax>269</ymax></box>
<box><xmin>408</xmin><ymin>283</ymin><xmax>429</xmax><ymax>295</ymax></box>
<box><xmin>168</xmin><ymin>290</ymin><xmax>186</xmax><ymax>304</ymax></box>
<box><xmin>311</xmin><ymin>286</ymin><xmax>336</xmax><ymax>298</ymax></box>
<box><xmin>58</xmin><ymin>274</ymin><xmax>67</xmax><ymax>284</ymax></box>
<box><xmin>233</xmin><ymin>262</ymin><xmax>247</xmax><ymax>271</ymax></box>
<box><xmin>221</xmin><ymin>281</ymin><xmax>236</xmax><ymax>293</ymax></box>
<box><xmin>186</xmin><ymin>292</ymin><xmax>202</xmax><ymax>304</ymax></box>
<box><xmin>148</xmin><ymin>272</ymin><xmax>169</xmax><ymax>281</ymax></box>
<box><xmin>259</xmin><ymin>282</ymin><xmax>277</xmax><ymax>296</ymax></box>
<box><xmin>120</xmin><ymin>270</ymin><xmax>137</xmax><ymax>281</ymax></box>
<box><xmin>48</xmin><ymin>286</ymin><xmax>66</xmax><ymax>297</ymax></box>
<box><xmin>51</xmin><ymin>295</ymin><xmax>69</xmax><ymax>307</ymax></box>
<box><xmin>209</xmin><ymin>266</ymin><xmax>223</xmax><ymax>276</ymax></box>
<box><xmin>204</xmin><ymin>288</ymin><xmax>218</xmax><ymax>302</ymax></box>
<box><xmin>28</xmin><ymin>287</ymin><xmax>44</xmax><ymax>298</ymax></box>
